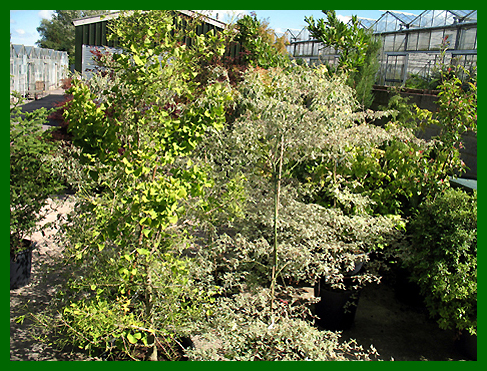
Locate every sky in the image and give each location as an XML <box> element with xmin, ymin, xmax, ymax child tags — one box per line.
<box><xmin>10</xmin><ymin>9</ymin><xmax>427</xmax><ymax>47</ymax></box>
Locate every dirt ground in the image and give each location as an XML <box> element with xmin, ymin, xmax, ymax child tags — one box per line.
<box><xmin>340</xmin><ymin>282</ymin><xmax>470</xmax><ymax>361</ymax></box>
<box><xmin>10</xmin><ymin>193</ymin><xmax>474</xmax><ymax>361</ymax></box>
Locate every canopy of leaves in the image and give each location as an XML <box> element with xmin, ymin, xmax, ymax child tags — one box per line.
<box><xmin>305</xmin><ymin>10</ymin><xmax>369</xmax><ymax>72</ymax></box>
<box><xmin>10</xmin><ymin>102</ymin><xmax>63</xmax><ymax>252</ymax></box>
<box><xmin>402</xmin><ymin>188</ymin><xmax>477</xmax><ymax>335</ymax></box>
<box><xmin>234</xmin><ymin>12</ymin><xmax>290</xmax><ymax>69</ymax></box>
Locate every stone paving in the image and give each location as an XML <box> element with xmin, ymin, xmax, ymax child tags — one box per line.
<box><xmin>9</xmin><ymin>195</ymin><xmax>98</xmax><ymax>361</ymax></box>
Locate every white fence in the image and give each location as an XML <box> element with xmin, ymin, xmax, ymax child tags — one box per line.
<box><xmin>10</xmin><ymin>44</ymin><xmax>69</xmax><ymax>99</ymax></box>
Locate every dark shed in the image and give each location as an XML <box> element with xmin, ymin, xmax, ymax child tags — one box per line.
<box><xmin>72</xmin><ymin>10</ymin><xmax>240</xmax><ymax>73</ymax></box>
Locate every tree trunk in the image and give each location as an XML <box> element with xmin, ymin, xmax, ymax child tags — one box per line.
<box><xmin>270</xmin><ymin>136</ymin><xmax>284</xmax><ymax>315</ymax></box>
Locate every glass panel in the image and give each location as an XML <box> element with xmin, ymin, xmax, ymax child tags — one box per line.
<box><xmin>407</xmin><ymin>52</ymin><xmax>435</xmax><ymax>77</ymax></box>
<box><xmin>431</xmin><ymin>10</ymin><xmax>448</xmax><ymax>27</ymax></box>
<box><xmin>406</xmin><ymin>33</ymin><xmax>419</xmax><ymax>51</ymax></box>
<box><xmin>464</xmin><ymin>10</ymin><xmax>477</xmax><ymax>22</ymax></box>
<box><xmin>390</xmin><ymin>11</ymin><xmax>418</xmax><ymax>25</ymax></box>
<box><xmin>417</xmin><ymin>10</ymin><xmax>433</xmax><ymax>28</ymax></box>
<box><xmin>459</xmin><ymin>27</ymin><xmax>477</xmax><ymax>49</ymax></box>
<box><xmin>443</xmin><ymin>32</ymin><xmax>456</xmax><ymax>49</ymax></box>
<box><xmin>386</xmin><ymin>16</ymin><xmax>399</xmax><ymax>32</ymax></box>
<box><xmin>385</xmin><ymin>55</ymin><xmax>406</xmax><ymax>83</ymax></box>
<box><xmin>383</xmin><ymin>35</ymin><xmax>395</xmax><ymax>51</ymax></box>
<box><xmin>430</xmin><ymin>30</ymin><xmax>446</xmax><ymax>50</ymax></box>
<box><xmin>394</xmin><ymin>34</ymin><xmax>406</xmax><ymax>51</ymax></box>
<box><xmin>417</xmin><ymin>31</ymin><xmax>431</xmax><ymax>50</ymax></box>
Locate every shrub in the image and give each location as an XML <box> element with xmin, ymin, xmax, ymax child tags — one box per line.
<box><xmin>400</xmin><ymin>188</ymin><xmax>477</xmax><ymax>335</ymax></box>
<box><xmin>42</xmin><ymin>10</ymin><xmax>233</xmax><ymax>361</ymax></box>
<box><xmin>10</xmin><ymin>96</ymin><xmax>63</xmax><ymax>253</ymax></box>
<box><xmin>296</xmin><ymin>120</ymin><xmax>449</xmax><ymax>216</ymax></box>
<box><xmin>234</xmin><ymin>12</ymin><xmax>290</xmax><ymax>70</ymax></box>
<box><xmin>196</xmin><ymin>64</ymin><xmax>394</xmax><ymax>308</ymax></box>
<box><xmin>185</xmin><ymin>289</ymin><xmax>380</xmax><ymax>361</ymax></box>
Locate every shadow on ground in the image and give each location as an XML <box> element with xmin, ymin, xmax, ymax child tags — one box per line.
<box><xmin>13</xmin><ymin>89</ymin><xmax>66</xmax><ymax>130</ymax></box>
<box><xmin>339</xmin><ymin>281</ymin><xmax>470</xmax><ymax>361</ymax></box>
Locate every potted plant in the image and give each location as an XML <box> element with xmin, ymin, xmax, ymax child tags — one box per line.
<box><xmin>200</xmin><ymin>190</ymin><xmax>405</xmax><ymax>331</ymax></box>
<box><xmin>399</xmin><ymin>188</ymin><xmax>477</xmax><ymax>359</ymax></box>
<box><xmin>10</xmin><ymin>95</ymin><xmax>63</xmax><ymax>289</ymax></box>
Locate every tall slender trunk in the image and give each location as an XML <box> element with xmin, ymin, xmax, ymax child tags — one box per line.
<box><xmin>270</xmin><ymin>136</ymin><xmax>284</xmax><ymax>316</ymax></box>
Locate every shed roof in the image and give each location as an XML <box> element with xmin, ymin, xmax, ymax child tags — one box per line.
<box><xmin>72</xmin><ymin>10</ymin><xmax>226</xmax><ymax>30</ymax></box>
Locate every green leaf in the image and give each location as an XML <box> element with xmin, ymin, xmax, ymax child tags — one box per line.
<box><xmin>133</xmin><ymin>55</ymin><xmax>144</xmax><ymax>66</ymax></box>
<box><xmin>137</xmin><ymin>248</ymin><xmax>150</xmax><ymax>256</ymax></box>
<box><xmin>127</xmin><ymin>333</ymin><xmax>138</xmax><ymax>344</ymax></box>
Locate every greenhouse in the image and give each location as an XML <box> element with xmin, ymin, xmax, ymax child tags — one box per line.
<box><xmin>286</xmin><ymin>10</ymin><xmax>477</xmax><ymax>86</ymax></box>
<box><xmin>10</xmin><ymin>44</ymin><xmax>69</xmax><ymax>99</ymax></box>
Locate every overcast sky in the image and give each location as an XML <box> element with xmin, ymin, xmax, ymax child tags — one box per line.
<box><xmin>10</xmin><ymin>9</ymin><xmax>425</xmax><ymax>46</ymax></box>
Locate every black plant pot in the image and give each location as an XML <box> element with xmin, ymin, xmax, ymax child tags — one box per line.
<box><xmin>10</xmin><ymin>240</ymin><xmax>33</xmax><ymax>290</ymax></box>
<box><xmin>345</xmin><ymin>260</ymin><xmax>364</xmax><ymax>276</ymax></box>
<box><xmin>455</xmin><ymin>331</ymin><xmax>477</xmax><ymax>361</ymax></box>
<box><xmin>394</xmin><ymin>266</ymin><xmax>425</xmax><ymax>307</ymax></box>
<box><xmin>314</xmin><ymin>276</ymin><xmax>361</xmax><ymax>331</ymax></box>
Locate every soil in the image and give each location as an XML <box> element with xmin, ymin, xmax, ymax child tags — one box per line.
<box><xmin>340</xmin><ymin>282</ymin><xmax>470</xmax><ymax>361</ymax></box>
<box><xmin>10</xmin><ymin>194</ymin><xmax>96</xmax><ymax>361</ymax></box>
<box><xmin>10</xmin><ymin>194</ymin><xmax>474</xmax><ymax>361</ymax></box>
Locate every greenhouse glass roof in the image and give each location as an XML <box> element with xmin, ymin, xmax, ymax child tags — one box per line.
<box><xmin>372</xmin><ymin>11</ymin><xmax>421</xmax><ymax>32</ymax></box>
<box><xmin>449</xmin><ymin>10</ymin><xmax>477</xmax><ymax>21</ymax></box>
<box><xmin>358</xmin><ymin>18</ymin><xmax>377</xmax><ymax>29</ymax></box>
<box><xmin>389</xmin><ymin>10</ymin><xmax>418</xmax><ymax>25</ymax></box>
<box><xmin>371</xmin><ymin>10</ymin><xmax>476</xmax><ymax>33</ymax></box>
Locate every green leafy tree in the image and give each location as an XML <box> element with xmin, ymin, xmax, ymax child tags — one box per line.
<box><xmin>305</xmin><ymin>10</ymin><xmax>380</xmax><ymax>109</ymax></box>
<box><xmin>213</xmin><ymin>65</ymin><xmax>389</xmax><ymax>317</ymax></box>
<box><xmin>52</xmin><ymin>10</ymin><xmax>232</xmax><ymax>360</ymax></box>
<box><xmin>234</xmin><ymin>12</ymin><xmax>290</xmax><ymax>69</ymax></box>
<box><xmin>349</xmin><ymin>34</ymin><xmax>381</xmax><ymax>108</ymax></box>
<box><xmin>36</xmin><ymin>10</ymin><xmax>109</xmax><ymax>65</ymax></box>
<box><xmin>305</xmin><ymin>10</ymin><xmax>369</xmax><ymax>72</ymax></box>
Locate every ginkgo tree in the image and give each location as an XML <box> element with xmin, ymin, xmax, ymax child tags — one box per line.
<box><xmin>57</xmin><ymin>10</ymin><xmax>233</xmax><ymax>360</ymax></box>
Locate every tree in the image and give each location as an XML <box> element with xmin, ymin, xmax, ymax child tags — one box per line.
<box><xmin>53</xmin><ymin>10</ymin><xmax>232</xmax><ymax>360</ymax></box>
<box><xmin>305</xmin><ymin>10</ymin><xmax>369</xmax><ymax>72</ymax></box>
<box><xmin>36</xmin><ymin>10</ymin><xmax>109</xmax><ymax>65</ymax></box>
<box><xmin>305</xmin><ymin>10</ymin><xmax>380</xmax><ymax>109</ymax></box>
<box><xmin>234</xmin><ymin>12</ymin><xmax>290</xmax><ymax>69</ymax></box>
<box><xmin>349</xmin><ymin>34</ymin><xmax>381</xmax><ymax>109</ymax></box>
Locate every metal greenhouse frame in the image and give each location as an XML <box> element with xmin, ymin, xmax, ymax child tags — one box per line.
<box><xmin>10</xmin><ymin>44</ymin><xmax>69</xmax><ymax>99</ymax></box>
<box><xmin>285</xmin><ymin>10</ymin><xmax>477</xmax><ymax>86</ymax></box>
